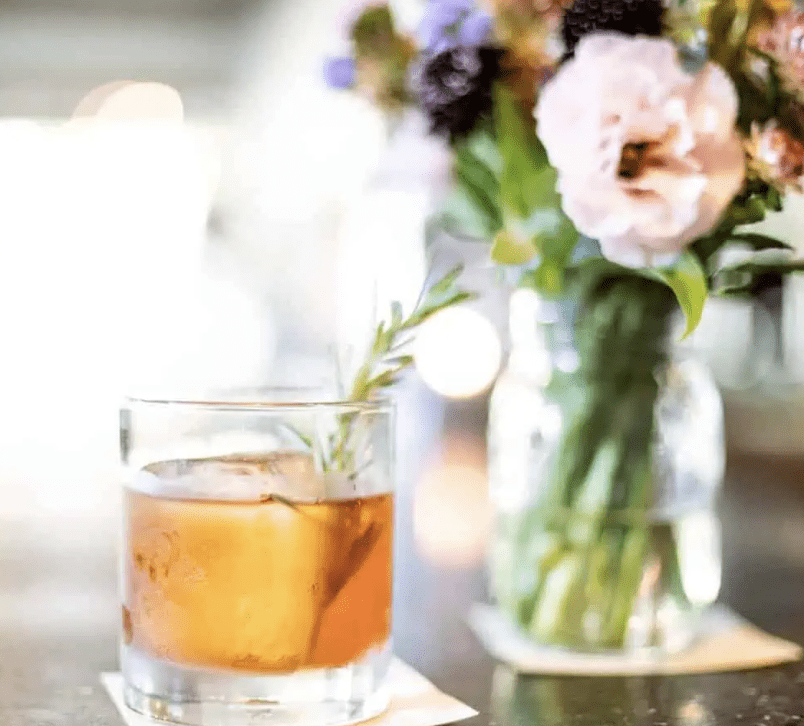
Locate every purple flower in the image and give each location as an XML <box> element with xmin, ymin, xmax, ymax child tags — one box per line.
<box><xmin>418</xmin><ymin>0</ymin><xmax>493</xmax><ymax>51</ymax></box>
<box><xmin>323</xmin><ymin>57</ymin><xmax>357</xmax><ymax>89</ymax></box>
<box><xmin>457</xmin><ymin>12</ymin><xmax>493</xmax><ymax>45</ymax></box>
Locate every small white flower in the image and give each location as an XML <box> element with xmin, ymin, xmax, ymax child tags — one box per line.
<box><xmin>535</xmin><ymin>33</ymin><xmax>745</xmax><ymax>268</ymax></box>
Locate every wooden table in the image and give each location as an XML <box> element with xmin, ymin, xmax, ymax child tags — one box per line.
<box><xmin>2</xmin><ymin>397</ymin><xmax>804</xmax><ymax>726</ymax></box>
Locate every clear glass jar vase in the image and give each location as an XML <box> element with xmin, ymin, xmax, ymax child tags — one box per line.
<box><xmin>487</xmin><ymin>289</ymin><xmax>724</xmax><ymax>653</ymax></box>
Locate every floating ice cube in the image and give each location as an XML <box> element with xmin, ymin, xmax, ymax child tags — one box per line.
<box><xmin>133</xmin><ymin>452</ymin><xmax>354</xmax><ymax>502</ymax></box>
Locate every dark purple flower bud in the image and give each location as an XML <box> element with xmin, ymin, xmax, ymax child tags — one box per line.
<box><xmin>323</xmin><ymin>56</ymin><xmax>357</xmax><ymax>89</ymax></box>
<box><xmin>417</xmin><ymin>44</ymin><xmax>503</xmax><ymax>142</ymax></box>
<box><xmin>561</xmin><ymin>0</ymin><xmax>664</xmax><ymax>59</ymax></box>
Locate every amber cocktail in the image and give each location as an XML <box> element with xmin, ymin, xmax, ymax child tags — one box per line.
<box><xmin>119</xmin><ymin>397</ymin><xmax>394</xmax><ymax>726</ymax></box>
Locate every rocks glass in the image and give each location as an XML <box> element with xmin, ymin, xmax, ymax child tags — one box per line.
<box><xmin>119</xmin><ymin>392</ymin><xmax>394</xmax><ymax>725</ymax></box>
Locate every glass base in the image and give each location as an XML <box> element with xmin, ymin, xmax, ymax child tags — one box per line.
<box><xmin>121</xmin><ymin>644</ymin><xmax>391</xmax><ymax>726</ymax></box>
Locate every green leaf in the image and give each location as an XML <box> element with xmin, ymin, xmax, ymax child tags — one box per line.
<box><xmin>726</xmin><ymin>233</ymin><xmax>793</xmax><ymax>251</ymax></box>
<box><xmin>351</xmin><ymin>4</ymin><xmax>396</xmax><ymax>56</ymax></box>
<box><xmin>455</xmin><ymin>142</ymin><xmax>500</xmax><ymax>206</ymax></box>
<box><xmin>526</xmin><ymin>165</ymin><xmax>562</xmax><ymax>210</ymax></box>
<box><xmin>491</xmin><ymin>230</ymin><xmax>537</xmax><ymax>265</ymax></box>
<box><xmin>717</xmin><ymin>282</ymin><xmax>757</xmax><ymax>297</ymax></box>
<box><xmin>440</xmin><ymin>129</ymin><xmax>505</xmax><ymax>239</ymax></box>
<box><xmin>693</xmin><ymin>187</ymin><xmax>786</xmax><ymax>264</ymax></box>
<box><xmin>520</xmin><ymin>259</ymin><xmax>566</xmax><ymax>297</ymax></box>
<box><xmin>350</xmin><ymin>363</ymin><xmax>372</xmax><ymax>399</ymax></box>
<box><xmin>707</xmin><ymin>0</ymin><xmax>740</xmax><ymax>70</ymax></box>
<box><xmin>440</xmin><ymin>185</ymin><xmax>500</xmax><ymax>240</ymax></box>
<box><xmin>646</xmin><ymin>252</ymin><xmax>708</xmax><ymax>338</ymax></box>
<box><xmin>453</xmin><ymin>165</ymin><xmax>503</xmax><ymax>234</ymax></box>
<box><xmin>427</xmin><ymin>265</ymin><xmax>463</xmax><ymax>297</ymax></box>
<box><xmin>494</xmin><ymin>83</ymin><xmax>549</xmax><ymax>218</ymax></box>
<box><xmin>390</xmin><ymin>300</ymin><xmax>403</xmax><ymax>329</ymax></box>
<box><xmin>372</xmin><ymin>321</ymin><xmax>391</xmax><ymax>355</ymax></box>
<box><xmin>534</xmin><ymin>261</ymin><xmax>565</xmax><ymax>297</ymax></box>
<box><xmin>535</xmin><ymin>214</ymin><xmax>580</xmax><ymax>266</ymax></box>
<box><xmin>365</xmin><ymin>369</ymin><xmax>399</xmax><ymax>390</ymax></box>
<box><xmin>720</xmin><ymin>259</ymin><xmax>804</xmax><ymax>275</ymax></box>
<box><xmin>440</xmin><ymin>290</ymin><xmax>476</xmax><ymax>307</ymax></box>
<box><xmin>731</xmin><ymin>196</ymin><xmax>768</xmax><ymax>225</ymax></box>
<box><xmin>384</xmin><ymin>354</ymin><xmax>415</xmax><ymax>367</ymax></box>
<box><xmin>409</xmin><ymin>291</ymin><xmax>474</xmax><ymax>326</ymax></box>
<box><xmin>711</xmin><ymin>250</ymin><xmax>804</xmax><ymax>294</ymax></box>
<box><xmin>765</xmin><ymin>185</ymin><xmax>783</xmax><ymax>212</ymax></box>
<box><xmin>464</xmin><ymin>126</ymin><xmax>502</xmax><ymax>176</ymax></box>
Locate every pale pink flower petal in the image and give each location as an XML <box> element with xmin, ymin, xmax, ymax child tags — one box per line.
<box><xmin>535</xmin><ymin>33</ymin><xmax>745</xmax><ymax>268</ymax></box>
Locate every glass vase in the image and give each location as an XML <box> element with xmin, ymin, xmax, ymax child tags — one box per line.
<box><xmin>487</xmin><ymin>288</ymin><xmax>724</xmax><ymax>653</ymax></box>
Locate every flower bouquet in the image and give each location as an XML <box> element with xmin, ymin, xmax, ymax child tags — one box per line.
<box><xmin>325</xmin><ymin>0</ymin><xmax>804</xmax><ymax>651</ymax></box>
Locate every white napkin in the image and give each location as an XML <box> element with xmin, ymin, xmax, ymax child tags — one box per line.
<box><xmin>469</xmin><ymin>603</ymin><xmax>802</xmax><ymax>676</ymax></box>
<box><xmin>101</xmin><ymin>657</ymin><xmax>477</xmax><ymax>726</ymax></box>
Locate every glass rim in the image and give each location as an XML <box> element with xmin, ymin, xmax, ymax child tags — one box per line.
<box><xmin>122</xmin><ymin>387</ymin><xmax>393</xmax><ymax>413</ymax></box>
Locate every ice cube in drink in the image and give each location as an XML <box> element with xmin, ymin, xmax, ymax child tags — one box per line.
<box><xmin>122</xmin><ymin>454</ymin><xmax>393</xmax><ymax>673</ymax></box>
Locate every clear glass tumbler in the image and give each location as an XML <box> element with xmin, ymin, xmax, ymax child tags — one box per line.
<box><xmin>119</xmin><ymin>391</ymin><xmax>394</xmax><ymax>726</ymax></box>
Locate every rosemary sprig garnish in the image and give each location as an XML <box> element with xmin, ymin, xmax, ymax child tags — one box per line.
<box><xmin>348</xmin><ymin>264</ymin><xmax>474</xmax><ymax>401</ymax></box>
<box><xmin>327</xmin><ymin>264</ymin><xmax>476</xmax><ymax>472</ymax></box>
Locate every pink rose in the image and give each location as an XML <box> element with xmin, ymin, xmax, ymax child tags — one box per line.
<box><xmin>535</xmin><ymin>34</ymin><xmax>745</xmax><ymax>267</ymax></box>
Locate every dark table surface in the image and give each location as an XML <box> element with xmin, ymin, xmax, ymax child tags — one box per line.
<box><xmin>3</xmin><ymin>421</ymin><xmax>804</xmax><ymax>726</ymax></box>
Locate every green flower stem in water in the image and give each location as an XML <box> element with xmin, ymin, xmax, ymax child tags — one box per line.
<box><xmin>501</xmin><ymin>276</ymin><xmax>691</xmax><ymax>650</ymax></box>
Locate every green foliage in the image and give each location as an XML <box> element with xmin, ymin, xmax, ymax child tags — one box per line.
<box><xmin>349</xmin><ymin>3</ymin><xmax>414</xmax><ymax>110</ymax></box>
<box><xmin>322</xmin><ymin>265</ymin><xmax>475</xmax><ymax>473</ymax></box>
<box><xmin>722</xmin><ymin>257</ymin><xmax>804</xmax><ymax>275</ymax></box>
<box><xmin>440</xmin><ymin>85</ymin><xmax>577</xmax><ymax>297</ymax></box>
<box><xmin>441</xmin><ymin>96</ymin><xmax>579</xmax><ymax>294</ymax></box>
<box><xmin>463</xmin><ymin>125</ymin><xmax>503</xmax><ymax>176</ymax></box>
<box><xmin>451</xmin><ymin>141</ymin><xmax>503</xmax><ymax>235</ymax></box>
<box><xmin>714</xmin><ymin>250</ymin><xmax>804</xmax><ymax>295</ymax></box>
<box><xmin>693</xmin><ymin>181</ymin><xmax>787</xmax><ymax>263</ymax></box>
<box><xmin>348</xmin><ymin>266</ymin><xmax>475</xmax><ymax>400</ymax></box>
<box><xmin>531</xmin><ymin>260</ymin><xmax>565</xmax><ymax>297</ymax></box>
<box><xmin>441</xmin><ymin>129</ymin><xmax>503</xmax><ymax>239</ymax></box>
<box><xmin>491</xmin><ymin>229</ymin><xmax>537</xmax><ymax>264</ymax></box>
<box><xmin>643</xmin><ymin>252</ymin><xmax>708</xmax><ymax>338</ymax></box>
<box><xmin>707</xmin><ymin>0</ymin><xmax>776</xmax><ymax>76</ymax></box>
<box><xmin>350</xmin><ymin>4</ymin><xmax>398</xmax><ymax>56</ymax></box>
<box><xmin>707</xmin><ymin>0</ymin><xmax>796</xmax><ymax>134</ymax></box>
<box><xmin>440</xmin><ymin>184</ymin><xmax>501</xmax><ymax>240</ymax></box>
<box><xmin>707</xmin><ymin>0</ymin><xmax>743</xmax><ymax>72</ymax></box>
<box><xmin>494</xmin><ymin>84</ymin><xmax>552</xmax><ymax>218</ymax></box>
<box><xmin>535</xmin><ymin>215</ymin><xmax>580</xmax><ymax>269</ymax></box>
<box><xmin>530</xmin><ymin>251</ymin><xmax>706</xmax><ymax>337</ymax></box>
<box><xmin>726</xmin><ymin>232</ymin><xmax>792</xmax><ymax>250</ymax></box>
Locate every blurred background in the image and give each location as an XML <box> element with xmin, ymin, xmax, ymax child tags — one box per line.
<box><xmin>1</xmin><ymin>0</ymin><xmax>804</xmax><ymax>638</ymax></box>
<box><xmin>0</xmin><ymin>0</ymin><xmax>508</xmax><ymax>632</ymax></box>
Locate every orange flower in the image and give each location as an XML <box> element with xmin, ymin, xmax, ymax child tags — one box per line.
<box><xmin>747</xmin><ymin>121</ymin><xmax>804</xmax><ymax>190</ymax></box>
<box><xmin>490</xmin><ymin>0</ymin><xmax>563</xmax><ymax>108</ymax></box>
<box><xmin>486</xmin><ymin>0</ymin><xmax>573</xmax><ymax>23</ymax></box>
<box><xmin>756</xmin><ymin>9</ymin><xmax>804</xmax><ymax>92</ymax></box>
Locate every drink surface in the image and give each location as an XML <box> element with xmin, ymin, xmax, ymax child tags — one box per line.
<box><xmin>123</xmin><ymin>454</ymin><xmax>393</xmax><ymax>674</ymax></box>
